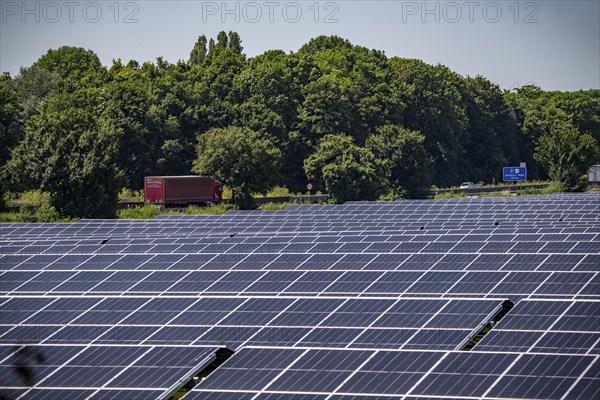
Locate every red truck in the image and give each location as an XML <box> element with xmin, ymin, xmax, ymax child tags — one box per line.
<box><xmin>144</xmin><ymin>176</ymin><xmax>222</xmax><ymax>207</ymax></box>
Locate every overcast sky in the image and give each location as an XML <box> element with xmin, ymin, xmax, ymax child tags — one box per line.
<box><xmin>1</xmin><ymin>0</ymin><xmax>598</xmax><ymax>91</ymax></box>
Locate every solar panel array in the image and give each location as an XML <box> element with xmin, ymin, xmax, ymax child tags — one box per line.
<box><xmin>1</xmin><ymin>193</ymin><xmax>598</xmax><ymax>400</ymax></box>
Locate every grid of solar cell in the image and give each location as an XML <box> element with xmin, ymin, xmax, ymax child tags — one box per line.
<box><xmin>0</xmin><ymin>345</ymin><xmax>216</xmax><ymax>399</ymax></box>
<box><xmin>0</xmin><ymin>193</ymin><xmax>598</xmax><ymax>400</ymax></box>
<box><xmin>186</xmin><ymin>346</ymin><xmax>600</xmax><ymax>399</ymax></box>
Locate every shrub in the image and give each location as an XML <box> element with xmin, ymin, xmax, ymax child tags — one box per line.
<box><xmin>433</xmin><ymin>191</ymin><xmax>466</xmax><ymax>200</ymax></box>
<box><xmin>19</xmin><ymin>190</ymin><xmax>51</xmax><ymax>207</ymax></box>
<box><xmin>34</xmin><ymin>203</ymin><xmax>61</xmax><ymax>222</ymax></box>
<box><xmin>117</xmin><ymin>206</ymin><xmax>161</xmax><ymax>219</ymax></box>
<box><xmin>118</xmin><ymin>188</ymin><xmax>144</xmax><ymax>202</ymax></box>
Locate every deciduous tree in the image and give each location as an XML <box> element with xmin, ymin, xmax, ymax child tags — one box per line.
<box><xmin>193</xmin><ymin>126</ymin><xmax>282</xmax><ymax>208</ymax></box>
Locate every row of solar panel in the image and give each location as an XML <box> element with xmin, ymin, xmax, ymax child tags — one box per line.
<box><xmin>3</xmin><ymin>250</ymin><xmax>599</xmax><ymax>270</ymax></box>
<box><xmin>185</xmin><ymin>346</ymin><xmax>600</xmax><ymax>400</ymax></box>
<box><xmin>0</xmin><ymin>345</ymin><xmax>216</xmax><ymax>399</ymax></box>
<box><xmin>0</xmin><ymin>340</ymin><xmax>600</xmax><ymax>400</ymax></box>
<box><xmin>1</xmin><ymin>298</ymin><xmax>598</xmax><ymax>352</ymax></box>
<box><xmin>2</xmin><ymin>270</ymin><xmax>598</xmax><ymax>299</ymax></box>
<box><xmin>3</xmin><ymin>224</ymin><xmax>598</xmax><ymax>243</ymax></box>
<box><xmin>1</xmin><ymin>297</ymin><xmax>501</xmax><ymax>331</ymax></box>
<box><xmin>3</xmin><ymin>322</ymin><xmax>598</xmax><ymax>356</ymax></box>
<box><xmin>3</xmin><ymin>225</ymin><xmax>598</xmax><ymax>241</ymax></box>
<box><xmin>3</xmin><ymin>202</ymin><xmax>599</xmax><ymax>226</ymax></box>
<box><xmin>2</xmin><ymin>227</ymin><xmax>600</xmax><ymax>242</ymax></box>
<box><xmin>0</xmin><ymin>326</ymin><xmax>479</xmax><ymax>352</ymax></box>
<box><xmin>3</xmin><ymin>239</ymin><xmax>599</xmax><ymax>259</ymax></box>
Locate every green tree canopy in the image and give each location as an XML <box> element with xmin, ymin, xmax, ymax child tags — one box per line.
<box><xmin>9</xmin><ymin>66</ymin><xmax>61</xmax><ymax>119</ymax></box>
<box><xmin>534</xmin><ymin>111</ymin><xmax>600</xmax><ymax>191</ymax></box>
<box><xmin>33</xmin><ymin>46</ymin><xmax>107</xmax><ymax>89</ymax></box>
<box><xmin>390</xmin><ymin>58</ymin><xmax>467</xmax><ymax>187</ymax></box>
<box><xmin>7</xmin><ymin>102</ymin><xmax>122</xmax><ymax>218</ymax></box>
<box><xmin>305</xmin><ymin>134</ymin><xmax>386</xmax><ymax>203</ymax></box>
<box><xmin>4</xmin><ymin>33</ymin><xmax>600</xmax><ymax>213</ymax></box>
<box><xmin>366</xmin><ymin>125</ymin><xmax>430</xmax><ymax>199</ymax></box>
<box><xmin>189</xmin><ymin>35</ymin><xmax>208</xmax><ymax>66</ymax></box>
<box><xmin>0</xmin><ymin>74</ymin><xmax>22</xmax><ymax>167</ymax></box>
<box><xmin>193</xmin><ymin>126</ymin><xmax>282</xmax><ymax>208</ymax></box>
<box><xmin>228</xmin><ymin>31</ymin><xmax>243</xmax><ymax>54</ymax></box>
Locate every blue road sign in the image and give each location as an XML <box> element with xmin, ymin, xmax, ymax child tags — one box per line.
<box><xmin>503</xmin><ymin>167</ymin><xmax>527</xmax><ymax>181</ymax></box>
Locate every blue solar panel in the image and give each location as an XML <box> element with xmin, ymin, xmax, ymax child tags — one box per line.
<box><xmin>1</xmin><ymin>193</ymin><xmax>598</xmax><ymax>398</ymax></box>
<box><xmin>411</xmin><ymin>352</ymin><xmax>517</xmax><ymax>397</ymax></box>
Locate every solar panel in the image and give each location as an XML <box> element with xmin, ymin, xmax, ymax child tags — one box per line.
<box><xmin>1</xmin><ymin>192</ymin><xmax>598</xmax><ymax>399</ymax></box>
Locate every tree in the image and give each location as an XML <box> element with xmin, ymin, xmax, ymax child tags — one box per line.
<box><xmin>460</xmin><ymin>76</ymin><xmax>520</xmax><ymax>182</ymax></box>
<box><xmin>33</xmin><ymin>46</ymin><xmax>107</xmax><ymax>89</ymax></box>
<box><xmin>366</xmin><ymin>125</ymin><xmax>430</xmax><ymax>198</ymax></box>
<box><xmin>193</xmin><ymin>126</ymin><xmax>282</xmax><ymax>208</ymax></box>
<box><xmin>505</xmin><ymin>86</ymin><xmax>600</xmax><ymax>181</ymax></box>
<box><xmin>390</xmin><ymin>58</ymin><xmax>468</xmax><ymax>187</ymax></box>
<box><xmin>156</xmin><ymin>139</ymin><xmax>194</xmax><ymax>176</ymax></box>
<box><xmin>216</xmin><ymin>31</ymin><xmax>228</xmax><ymax>49</ymax></box>
<box><xmin>298</xmin><ymin>75</ymin><xmax>356</xmax><ymax>145</ymax></box>
<box><xmin>189</xmin><ymin>35</ymin><xmax>208</xmax><ymax>65</ymax></box>
<box><xmin>228</xmin><ymin>31</ymin><xmax>243</xmax><ymax>54</ymax></box>
<box><xmin>534</xmin><ymin>115</ymin><xmax>599</xmax><ymax>191</ymax></box>
<box><xmin>10</xmin><ymin>66</ymin><xmax>61</xmax><ymax>119</ymax></box>
<box><xmin>304</xmin><ymin>134</ymin><xmax>386</xmax><ymax>203</ymax></box>
<box><xmin>0</xmin><ymin>74</ymin><xmax>22</xmax><ymax>167</ymax></box>
<box><xmin>7</xmin><ymin>106</ymin><xmax>123</xmax><ymax>218</ymax></box>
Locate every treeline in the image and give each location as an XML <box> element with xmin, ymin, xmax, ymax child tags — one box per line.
<box><xmin>0</xmin><ymin>33</ymin><xmax>598</xmax><ymax>216</ymax></box>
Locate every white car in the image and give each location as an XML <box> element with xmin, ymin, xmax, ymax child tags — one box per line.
<box><xmin>459</xmin><ymin>182</ymin><xmax>477</xmax><ymax>189</ymax></box>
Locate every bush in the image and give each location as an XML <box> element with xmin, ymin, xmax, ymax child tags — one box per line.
<box><xmin>433</xmin><ymin>191</ymin><xmax>466</xmax><ymax>200</ymax></box>
<box><xmin>264</xmin><ymin>186</ymin><xmax>297</xmax><ymax>197</ymax></box>
<box><xmin>518</xmin><ymin>182</ymin><xmax>564</xmax><ymax>196</ymax></box>
<box><xmin>17</xmin><ymin>205</ymin><xmax>37</xmax><ymax>222</ymax></box>
<box><xmin>542</xmin><ymin>181</ymin><xmax>565</xmax><ymax>194</ymax></box>
<box><xmin>0</xmin><ymin>203</ymin><xmax>66</xmax><ymax>223</ymax></box>
<box><xmin>19</xmin><ymin>190</ymin><xmax>51</xmax><ymax>207</ymax></box>
<box><xmin>378</xmin><ymin>189</ymin><xmax>407</xmax><ymax>202</ymax></box>
<box><xmin>176</xmin><ymin>203</ymin><xmax>237</xmax><ymax>215</ymax></box>
<box><xmin>482</xmin><ymin>190</ymin><xmax>512</xmax><ymax>198</ymax></box>
<box><xmin>117</xmin><ymin>205</ymin><xmax>161</xmax><ymax>219</ymax></box>
<box><xmin>259</xmin><ymin>202</ymin><xmax>292</xmax><ymax>211</ymax></box>
<box><xmin>34</xmin><ymin>203</ymin><xmax>61</xmax><ymax>222</ymax></box>
<box><xmin>118</xmin><ymin>188</ymin><xmax>144</xmax><ymax>202</ymax></box>
<box><xmin>0</xmin><ymin>212</ymin><xmax>25</xmax><ymax>223</ymax></box>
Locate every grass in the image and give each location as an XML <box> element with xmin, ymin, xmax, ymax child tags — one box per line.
<box><xmin>165</xmin><ymin>203</ymin><xmax>237</xmax><ymax>215</ymax></box>
<box><xmin>116</xmin><ymin>205</ymin><xmax>162</xmax><ymax>219</ymax></box>
<box><xmin>517</xmin><ymin>181</ymin><xmax>564</xmax><ymax>196</ymax></box>
<box><xmin>436</xmin><ymin>179</ymin><xmax>551</xmax><ymax>191</ymax></box>
<box><xmin>4</xmin><ymin>189</ymin><xmax>51</xmax><ymax>208</ymax></box>
<box><xmin>432</xmin><ymin>181</ymin><xmax>567</xmax><ymax>200</ymax></box>
<box><xmin>206</xmin><ymin>185</ymin><xmax>322</xmax><ymax>201</ymax></box>
<box><xmin>1</xmin><ymin>202</ymin><xmax>237</xmax><ymax>222</ymax></box>
<box><xmin>433</xmin><ymin>191</ymin><xmax>467</xmax><ymax>200</ymax></box>
<box><xmin>258</xmin><ymin>202</ymin><xmax>293</xmax><ymax>211</ymax></box>
<box><xmin>480</xmin><ymin>190</ymin><xmax>512</xmax><ymax>198</ymax></box>
<box><xmin>117</xmin><ymin>203</ymin><xmax>237</xmax><ymax>219</ymax></box>
<box><xmin>0</xmin><ymin>205</ymin><xmax>77</xmax><ymax>223</ymax></box>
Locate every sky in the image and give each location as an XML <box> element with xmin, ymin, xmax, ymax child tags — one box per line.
<box><xmin>1</xmin><ymin>0</ymin><xmax>599</xmax><ymax>91</ymax></box>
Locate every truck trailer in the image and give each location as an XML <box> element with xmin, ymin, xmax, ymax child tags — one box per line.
<box><xmin>144</xmin><ymin>176</ymin><xmax>222</xmax><ymax>207</ymax></box>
